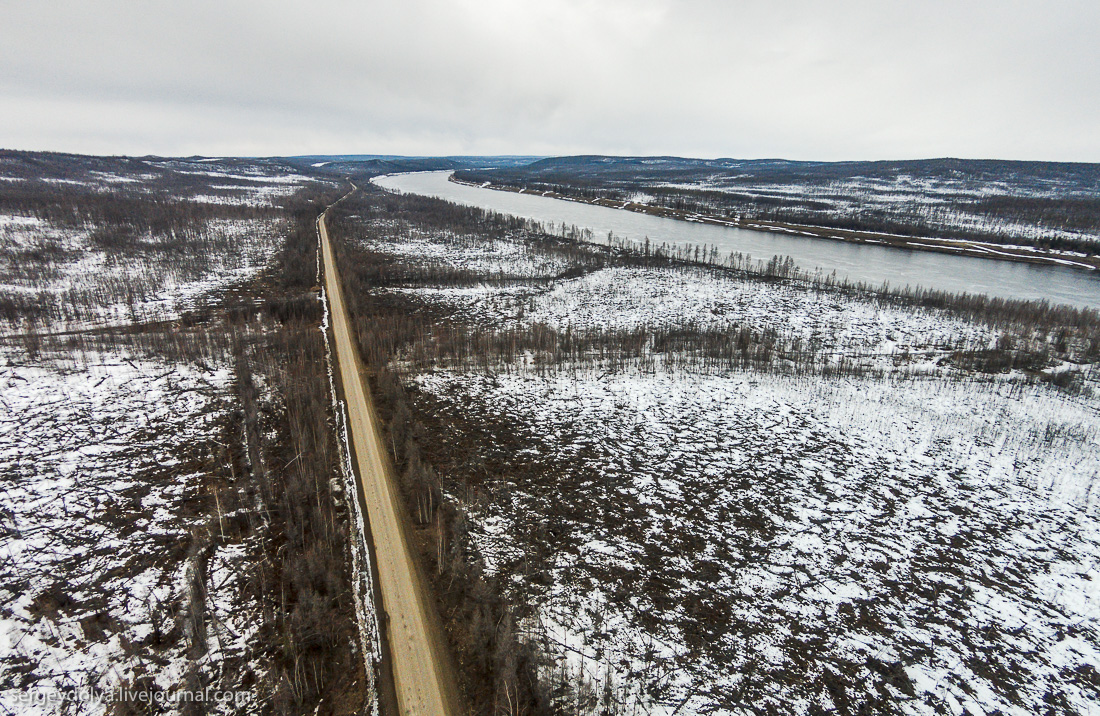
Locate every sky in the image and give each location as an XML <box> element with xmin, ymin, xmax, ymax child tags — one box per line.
<box><xmin>2</xmin><ymin>0</ymin><xmax>1098</xmax><ymax>161</ymax></box>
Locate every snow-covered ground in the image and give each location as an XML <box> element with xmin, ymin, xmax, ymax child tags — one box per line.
<box><xmin>433</xmin><ymin>264</ymin><xmax>994</xmax><ymax>357</ymax></box>
<box><xmin>352</xmin><ymin>222</ymin><xmax>1087</xmax><ymax>372</ymax></box>
<box><xmin>466</xmin><ymin>163</ymin><xmax>1100</xmax><ymax>248</ymax></box>
<box><xmin>0</xmin><ymin>154</ymin><xmax>320</xmax><ymax>332</ymax></box>
<box><xmin>0</xmin><ymin>215</ymin><xmax>286</xmax><ymax>330</ymax></box>
<box><xmin>149</xmin><ymin>160</ymin><xmax>318</xmax><ymax>207</ymax></box>
<box><xmin>0</xmin><ymin>155</ymin><xmax>380</xmax><ymax>714</ymax></box>
<box><xmin>0</xmin><ymin>157</ymin><xmax>319</xmax><ymax>208</ymax></box>
<box><xmin>363</xmin><ymin>223</ymin><xmax>578</xmax><ymax>279</ymax></box>
<box><xmin>647</xmin><ymin>173</ymin><xmax>1100</xmax><ymax>247</ymax></box>
<box><xmin>0</xmin><ymin>347</ymin><xmax>260</xmax><ymax>714</ymax></box>
<box><xmin>341</xmin><ymin>208</ymin><xmax>1100</xmax><ymax>714</ymax></box>
<box><xmin>415</xmin><ymin>366</ymin><xmax>1100</xmax><ymax>715</ymax></box>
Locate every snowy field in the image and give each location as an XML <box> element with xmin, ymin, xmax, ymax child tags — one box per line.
<box><xmin>342</xmin><ymin>206</ymin><xmax>1100</xmax><ymax>714</ymax></box>
<box><xmin>0</xmin><ymin>155</ymin><xmax>376</xmax><ymax>713</ymax></box>
<box><xmin>0</xmin><ymin>214</ymin><xmax>286</xmax><ymax>330</ymax></box>
<box><xmin>359</xmin><ymin>221</ymin><xmax>580</xmax><ymax>279</ymax></box>
<box><xmin>462</xmin><ymin>158</ymin><xmax>1100</xmax><ymax>249</ymax></box>
<box><xmin>0</xmin><ymin>153</ymin><xmax>324</xmax><ymax>331</ymax></box>
<box><xmin>353</xmin><ymin>218</ymin><xmax>1088</xmax><ymax>373</ymax></box>
<box><xmin>400</xmin><ymin>264</ymin><xmax>1000</xmax><ymax>367</ymax></box>
<box><xmin>0</xmin><ymin>346</ymin><xmax>262</xmax><ymax>714</ymax></box>
<box><xmin>650</xmin><ymin>173</ymin><xmax>1100</xmax><ymax>246</ymax></box>
<box><xmin>415</xmin><ymin>367</ymin><xmax>1100</xmax><ymax>714</ymax></box>
<box><xmin>0</xmin><ymin>155</ymin><xmax>319</xmax><ymax>208</ymax></box>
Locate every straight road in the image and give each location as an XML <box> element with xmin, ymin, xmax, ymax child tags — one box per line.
<box><xmin>319</xmin><ymin>206</ymin><xmax>457</xmax><ymax>716</ymax></box>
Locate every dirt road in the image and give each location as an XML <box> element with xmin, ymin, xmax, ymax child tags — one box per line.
<box><xmin>319</xmin><ymin>208</ymin><xmax>458</xmax><ymax>716</ymax></box>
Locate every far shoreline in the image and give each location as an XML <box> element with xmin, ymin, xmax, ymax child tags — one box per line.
<box><xmin>449</xmin><ymin>175</ymin><xmax>1100</xmax><ymax>274</ymax></box>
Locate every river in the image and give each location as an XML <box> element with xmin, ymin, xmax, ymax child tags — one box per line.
<box><xmin>372</xmin><ymin>171</ymin><xmax>1100</xmax><ymax>309</ymax></box>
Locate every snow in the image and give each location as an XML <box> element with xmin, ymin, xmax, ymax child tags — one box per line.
<box><xmin>185</xmin><ymin>174</ymin><xmax>312</xmax><ymax>206</ymax></box>
<box><xmin>344</xmin><ymin>210</ymin><xmax>1100</xmax><ymax>714</ymax></box>
<box><xmin>361</xmin><ymin>224</ymin><xmax>576</xmax><ymax>279</ymax></box>
<box><xmin>0</xmin><ymin>216</ymin><xmax>41</xmax><ymax>228</ymax></box>
<box><xmin>0</xmin><ymin>158</ymin><xmax>356</xmax><ymax>712</ymax></box>
<box><xmin>319</xmin><ymin>280</ymin><xmax>382</xmax><ymax>712</ymax></box>
<box><xmin>0</xmin><ymin>347</ymin><xmax>247</xmax><ymax>714</ymax></box>
<box><xmin>169</xmin><ymin>169</ymin><xmax>307</xmax><ymax>184</ymax></box>
<box><xmin>518</xmin><ymin>266</ymin><xmax>988</xmax><ymax>348</ymax></box>
<box><xmin>648</xmin><ymin>174</ymin><xmax>1100</xmax><ymax>247</ymax></box>
<box><xmin>0</xmin><ymin>157</ymin><xmax>316</xmax><ymax>331</ymax></box>
<box><xmin>347</xmin><ymin>220</ymin><xmax>1012</xmax><ymax>365</ymax></box>
<box><xmin>415</xmin><ymin>365</ymin><xmax>1100</xmax><ymax>714</ymax></box>
<box><xmin>0</xmin><ymin>215</ymin><xmax>286</xmax><ymax>331</ymax></box>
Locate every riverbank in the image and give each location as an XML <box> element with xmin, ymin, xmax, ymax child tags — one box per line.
<box><xmin>325</xmin><ymin>185</ymin><xmax>1100</xmax><ymax>715</ymax></box>
<box><xmin>451</xmin><ymin>176</ymin><xmax>1100</xmax><ymax>273</ymax></box>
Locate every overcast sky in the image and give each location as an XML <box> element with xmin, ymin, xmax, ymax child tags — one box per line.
<box><xmin>2</xmin><ymin>0</ymin><xmax>1098</xmax><ymax>161</ymax></box>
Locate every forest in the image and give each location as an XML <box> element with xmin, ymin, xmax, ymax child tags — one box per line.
<box><xmin>327</xmin><ymin>181</ymin><xmax>1100</xmax><ymax>715</ymax></box>
<box><xmin>0</xmin><ymin>152</ymin><xmax>377</xmax><ymax>715</ymax></box>
<box><xmin>455</xmin><ymin>156</ymin><xmax>1100</xmax><ymax>255</ymax></box>
<box><xmin>4</xmin><ymin>149</ymin><xmax>1100</xmax><ymax>715</ymax></box>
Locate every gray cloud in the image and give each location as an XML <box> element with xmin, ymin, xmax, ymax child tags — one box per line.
<box><xmin>2</xmin><ymin>0</ymin><xmax>1097</xmax><ymax>160</ymax></box>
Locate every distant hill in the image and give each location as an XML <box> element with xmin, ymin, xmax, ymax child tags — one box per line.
<box><xmin>455</xmin><ymin>155</ymin><xmax>1100</xmax><ymax>253</ymax></box>
<box><xmin>286</xmin><ymin>154</ymin><xmax>544</xmax><ymax>174</ymax></box>
<box><xmin>480</xmin><ymin>155</ymin><xmax>1100</xmax><ymax>190</ymax></box>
